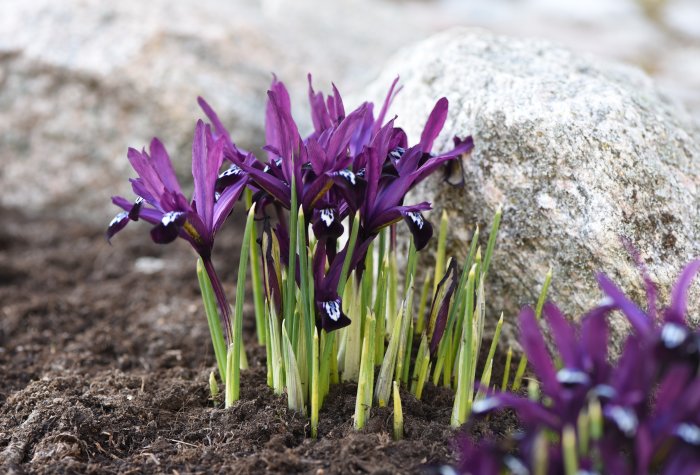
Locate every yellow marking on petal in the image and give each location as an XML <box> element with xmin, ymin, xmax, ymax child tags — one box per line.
<box><xmin>183</xmin><ymin>221</ymin><xmax>204</xmax><ymax>244</ymax></box>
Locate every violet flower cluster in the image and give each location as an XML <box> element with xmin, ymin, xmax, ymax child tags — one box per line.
<box><xmin>455</xmin><ymin>259</ymin><xmax>700</xmax><ymax>475</ymax></box>
<box><xmin>107</xmin><ymin>75</ymin><xmax>473</xmax><ymax>336</ymax></box>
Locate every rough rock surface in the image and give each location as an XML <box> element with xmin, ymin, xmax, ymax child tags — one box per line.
<box><xmin>0</xmin><ymin>0</ymin><xmax>443</xmax><ymax>222</ymax></box>
<box><xmin>366</xmin><ymin>28</ymin><xmax>700</xmax><ymax>345</ymax></box>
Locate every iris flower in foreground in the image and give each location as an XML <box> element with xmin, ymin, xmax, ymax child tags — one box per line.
<box><xmin>107</xmin><ymin>121</ymin><xmax>246</xmax><ymax>342</ymax></box>
<box><xmin>456</xmin><ymin>260</ymin><xmax>700</xmax><ymax>475</ymax></box>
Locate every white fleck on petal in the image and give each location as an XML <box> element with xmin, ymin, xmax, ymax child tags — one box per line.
<box><xmin>161</xmin><ymin>211</ymin><xmax>184</xmax><ymax>226</ymax></box>
<box><xmin>338</xmin><ymin>169</ymin><xmax>356</xmax><ymax>185</ymax></box>
<box><xmin>676</xmin><ymin>423</ymin><xmax>700</xmax><ymax>446</ymax></box>
<box><xmin>556</xmin><ymin>368</ymin><xmax>590</xmax><ymax>385</ymax></box>
<box><xmin>661</xmin><ymin>323</ymin><xmax>688</xmax><ymax>349</ymax></box>
<box><xmin>320</xmin><ymin>208</ymin><xmax>335</xmax><ymax>227</ymax></box>
<box><xmin>109</xmin><ymin>212</ymin><xmax>128</xmax><ymax>227</ymax></box>
<box><xmin>608</xmin><ymin>406</ymin><xmax>638</xmax><ymax>437</ymax></box>
<box><xmin>472</xmin><ymin>397</ymin><xmax>500</xmax><ymax>414</ymax></box>
<box><xmin>407</xmin><ymin>211</ymin><xmax>424</xmax><ymax>229</ymax></box>
<box><xmin>322</xmin><ymin>300</ymin><xmax>341</xmax><ymax>322</ymax></box>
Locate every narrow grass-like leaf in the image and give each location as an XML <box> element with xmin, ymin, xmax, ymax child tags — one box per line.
<box><xmin>311</xmin><ymin>328</ymin><xmax>319</xmax><ymax>438</ymax></box>
<box><xmin>451</xmin><ymin>264</ymin><xmax>477</xmax><ymax>427</ymax></box>
<box><xmin>228</xmin><ymin>205</ymin><xmax>255</xmax><ymax>403</ymax></box>
<box><xmin>245</xmin><ymin>190</ymin><xmax>266</xmax><ymax>346</ymax></box>
<box><xmin>374</xmin><ymin>258</ymin><xmax>389</xmax><ymax>363</ymax></box>
<box><xmin>282</xmin><ymin>321</ymin><xmax>305</xmax><ymax>412</ymax></box>
<box><xmin>354</xmin><ymin>312</ymin><xmax>375</xmax><ymax>430</ymax></box>
<box><xmin>376</xmin><ymin>304</ymin><xmax>403</xmax><ymax>406</ymax></box>
<box><xmin>415</xmin><ymin>277</ymin><xmax>432</xmax><ymax>336</ymax></box>
<box><xmin>411</xmin><ymin>333</ymin><xmax>431</xmax><ymax>399</ymax></box>
<box><xmin>343</xmin><ymin>275</ymin><xmax>362</xmax><ymax>381</ymax></box>
<box><xmin>209</xmin><ymin>371</ymin><xmax>219</xmax><ymax>400</ymax></box>
<box><xmin>401</xmin><ymin>319</ymin><xmax>414</xmax><ymax>385</ymax></box>
<box><xmin>562</xmin><ymin>425</ymin><xmax>579</xmax><ymax>475</ymax></box>
<box><xmin>478</xmin><ymin>313</ymin><xmax>503</xmax><ymax>389</ymax></box>
<box><xmin>197</xmin><ymin>258</ymin><xmax>227</xmax><ymax>382</ymax></box>
<box><xmin>284</xmin><ymin>179</ymin><xmax>298</xmax><ymax>330</ymax></box>
<box><xmin>337</xmin><ymin>212</ymin><xmax>360</xmax><ymax>295</ymax></box>
<box><xmin>393</xmin><ymin>381</ymin><xmax>403</xmax><ymax>441</ymax></box>
<box><xmin>501</xmin><ymin>346</ymin><xmax>513</xmax><ymax>392</ymax></box>
<box><xmin>395</xmin><ymin>277</ymin><xmax>414</xmax><ymax>383</ymax></box>
<box><xmin>480</xmin><ymin>205</ymin><xmax>502</xmax><ymax>282</ymax></box>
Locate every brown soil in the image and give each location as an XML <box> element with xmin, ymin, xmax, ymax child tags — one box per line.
<box><xmin>0</xmin><ymin>207</ymin><xmax>497</xmax><ymax>474</ymax></box>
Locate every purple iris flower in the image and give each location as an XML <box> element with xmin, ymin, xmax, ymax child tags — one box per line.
<box><xmin>107</xmin><ymin>121</ymin><xmax>247</xmax><ymax>342</ymax></box>
<box><xmin>597</xmin><ymin>259</ymin><xmax>700</xmax><ymax>370</ymax></box>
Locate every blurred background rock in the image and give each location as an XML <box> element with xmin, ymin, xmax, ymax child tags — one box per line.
<box><xmin>1</xmin><ymin>0</ymin><xmax>698</xmax><ymax>222</ymax></box>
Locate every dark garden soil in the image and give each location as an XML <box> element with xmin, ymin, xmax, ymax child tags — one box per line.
<box><xmin>0</xmin><ymin>207</ymin><xmax>515</xmax><ymax>474</ymax></box>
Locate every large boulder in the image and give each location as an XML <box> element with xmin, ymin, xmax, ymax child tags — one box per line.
<box><xmin>0</xmin><ymin>0</ymin><xmax>444</xmax><ymax>222</ymax></box>
<box><xmin>365</xmin><ymin>28</ymin><xmax>700</xmax><ymax>345</ymax></box>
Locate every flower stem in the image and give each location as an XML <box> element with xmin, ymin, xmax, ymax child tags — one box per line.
<box><xmin>202</xmin><ymin>257</ymin><xmax>233</xmax><ymax>345</ymax></box>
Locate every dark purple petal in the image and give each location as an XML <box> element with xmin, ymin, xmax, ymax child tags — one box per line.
<box><xmin>621</xmin><ymin>237</ymin><xmax>658</xmax><ymax>320</ymax></box>
<box><xmin>665</xmin><ymin>259</ymin><xmax>700</xmax><ymax>325</ymax></box>
<box><xmin>106</xmin><ymin>211</ymin><xmax>129</xmax><ymax>242</ymax></box>
<box><xmin>419</xmin><ymin>97</ymin><xmax>448</xmax><ymax>153</ymax></box>
<box><xmin>316</xmin><ymin>297</ymin><xmax>351</xmax><ymax>332</ymax></box>
<box><xmin>112</xmin><ymin>196</ymin><xmax>162</xmax><ymax>225</ymax></box>
<box><xmin>597</xmin><ymin>273</ymin><xmax>653</xmax><ymax>336</ymax></box>
<box><xmin>312</xmin><ymin>207</ymin><xmax>344</xmax><ymax>241</ymax></box>
<box><xmin>542</xmin><ymin>302</ymin><xmax>578</xmax><ymax>368</ymax></box>
<box><xmin>472</xmin><ymin>392</ymin><xmax>560</xmax><ymax>428</ymax></box>
<box><xmin>212</xmin><ymin>178</ymin><xmax>247</xmax><ymax>234</ymax></box>
<box><xmin>518</xmin><ymin>306</ymin><xmax>560</xmax><ymax>398</ymax></box>
<box><xmin>127</xmin><ymin>196</ymin><xmax>144</xmax><ymax>221</ymax></box>
<box><xmin>215</xmin><ymin>163</ymin><xmax>245</xmax><ymax>193</ymax></box>
<box><xmin>150</xmin><ymin>211</ymin><xmax>186</xmax><ymax>244</ymax></box>
<box><xmin>428</xmin><ymin>261</ymin><xmax>458</xmax><ymax>354</ymax></box>
<box><xmin>580</xmin><ymin>306</ymin><xmax>610</xmax><ymax>379</ymax></box>
<box><xmin>401</xmin><ymin>209</ymin><xmax>433</xmax><ymax>252</ymax></box>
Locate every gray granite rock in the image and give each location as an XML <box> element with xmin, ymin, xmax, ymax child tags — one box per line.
<box><xmin>366</xmin><ymin>28</ymin><xmax>700</xmax><ymax>346</ymax></box>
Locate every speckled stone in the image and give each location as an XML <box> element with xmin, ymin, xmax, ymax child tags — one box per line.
<box><xmin>366</xmin><ymin>28</ymin><xmax>700</xmax><ymax>347</ymax></box>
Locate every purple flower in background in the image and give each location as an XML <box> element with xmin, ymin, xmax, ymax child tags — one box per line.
<box><xmin>107</xmin><ymin>121</ymin><xmax>246</xmax><ymax>341</ymax></box>
<box><xmin>597</xmin><ymin>259</ymin><xmax>700</xmax><ymax>370</ymax></box>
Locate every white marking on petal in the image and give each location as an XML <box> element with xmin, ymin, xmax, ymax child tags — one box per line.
<box><xmin>556</xmin><ymin>368</ymin><xmax>590</xmax><ymax>385</ymax></box>
<box><xmin>472</xmin><ymin>397</ymin><xmax>500</xmax><ymax>414</ymax></box>
<box><xmin>598</xmin><ymin>296</ymin><xmax>615</xmax><ymax>307</ymax></box>
<box><xmin>503</xmin><ymin>457</ymin><xmax>529</xmax><ymax>475</ymax></box>
<box><xmin>407</xmin><ymin>211</ymin><xmax>424</xmax><ymax>230</ymax></box>
<box><xmin>676</xmin><ymin>423</ymin><xmax>700</xmax><ymax>446</ymax></box>
<box><xmin>320</xmin><ymin>209</ymin><xmax>334</xmax><ymax>227</ymax></box>
<box><xmin>134</xmin><ymin>196</ymin><xmax>144</xmax><ymax>205</ymax></box>
<box><xmin>263</xmin><ymin>165</ymin><xmax>270</xmax><ymax>173</ymax></box>
<box><xmin>661</xmin><ymin>323</ymin><xmax>688</xmax><ymax>349</ymax></box>
<box><xmin>214</xmin><ymin>192</ymin><xmax>221</xmax><ymax>202</ymax></box>
<box><xmin>322</xmin><ymin>300</ymin><xmax>341</xmax><ymax>322</ymax></box>
<box><xmin>608</xmin><ymin>406</ymin><xmax>637</xmax><ymax>437</ymax></box>
<box><xmin>388</xmin><ymin>147</ymin><xmax>405</xmax><ymax>161</ymax></box>
<box><xmin>592</xmin><ymin>384</ymin><xmax>616</xmax><ymax>399</ymax></box>
<box><xmin>219</xmin><ymin>164</ymin><xmax>242</xmax><ymax>178</ymax></box>
<box><xmin>161</xmin><ymin>211</ymin><xmax>184</xmax><ymax>226</ymax></box>
<box><xmin>338</xmin><ymin>169</ymin><xmax>356</xmax><ymax>185</ymax></box>
<box><xmin>109</xmin><ymin>212</ymin><xmax>128</xmax><ymax>227</ymax></box>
